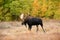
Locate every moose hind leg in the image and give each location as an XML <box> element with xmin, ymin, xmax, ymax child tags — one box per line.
<box><xmin>40</xmin><ymin>23</ymin><xmax>45</xmax><ymax>32</ymax></box>
<box><xmin>41</xmin><ymin>26</ymin><xmax>45</xmax><ymax>32</ymax></box>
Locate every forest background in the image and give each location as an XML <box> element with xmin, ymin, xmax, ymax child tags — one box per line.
<box><xmin>0</xmin><ymin>0</ymin><xmax>60</xmax><ymax>21</ymax></box>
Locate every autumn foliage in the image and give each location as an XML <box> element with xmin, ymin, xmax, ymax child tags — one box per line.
<box><xmin>0</xmin><ymin>0</ymin><xmax>60</xmax><ymax>21</ymax></box>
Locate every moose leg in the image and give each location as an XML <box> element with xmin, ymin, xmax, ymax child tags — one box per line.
<box><xmin>40</xmin><ymin>22</ymin><xmax>45</xmax><ymax>32</ymax></box>
<box><xmin>25</xmin><ymin>24</ymin><xmax>27</xmax><ymax>28</ymax></box>
<box><xmin>40</xmin><ymin>23</ymin><xmax>45</xmax><ymax>32</ymax></box>
<box><xmin>28</xmin><ymin>25</ymin><xmax>32</xmax><ymax>31</ymax></box>
<box><xmin>36</xmin><ymin>25</ymin><xmax>38</xmax><ymax>32</ymax></box>
<box><xmin>41</xmin><ymin>26</ymin><xmax>45</xmax><ymax>32</ymax></box>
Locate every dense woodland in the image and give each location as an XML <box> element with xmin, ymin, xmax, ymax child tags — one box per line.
<box><xmin>0</xmin><ymin>0</ymin><xmax>60</xmax><ymax>21</ymax></box>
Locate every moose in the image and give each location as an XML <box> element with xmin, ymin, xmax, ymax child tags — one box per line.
<box><xmin>20</xmin><ymin>13</ymin><xmax>45</xmax><ymax>32</ymax></box>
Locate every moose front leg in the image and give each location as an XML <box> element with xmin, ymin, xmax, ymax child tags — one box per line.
<box><xmin>28</xmin><ymin>25</ymin><xmax>32</xmax><ymax>31</ymax></box>
<box><xmin>24</xmin><ymin>24</ymin><xmax>27</xmax><ymax>28</ymax></box>
<box><xmin>36</xmin><ymin>25</ymin><xmax>38</xmax><ymax>32</ymax></box>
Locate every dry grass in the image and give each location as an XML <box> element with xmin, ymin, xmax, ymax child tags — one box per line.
<box><xmin>0</xmin><ymin>20</ymin><xmax>60</xmax><ymax>40</ymax></box>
